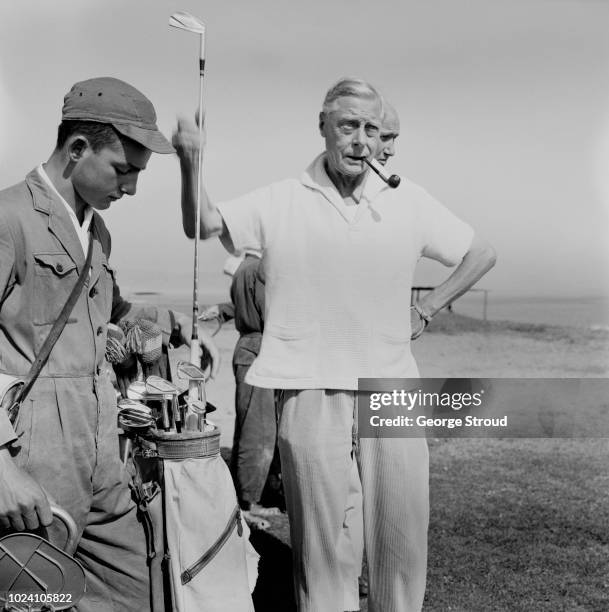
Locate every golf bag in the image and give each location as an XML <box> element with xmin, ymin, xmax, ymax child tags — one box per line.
<box><xmin>131</xmin><ymin>428</ymin><xmax>257</xmax><ymax>612</ymax></box>
<box><xmin>111</xmin><ymin>329</ymin><xmax>257</xmax><ymax>611</ymax></box>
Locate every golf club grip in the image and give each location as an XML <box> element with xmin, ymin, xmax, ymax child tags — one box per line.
<box><xmin>49</xmin><ymin>505</ymin><xmax>79</xmax><ymax>555</ymax></box>
<box><xmin>199</xmin><ymin>34</ymin><xmax>206</xmax><ymax>75</ymax></box>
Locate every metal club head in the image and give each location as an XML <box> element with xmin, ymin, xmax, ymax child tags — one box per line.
<box><xmin>118</xmin><ymin>399</ymin><xmax>155</xmax><ymax>430</ymax></box>
<box><xmin>145</xmin><ymin>375</ymin><xmax>179</xmax><ymax>397</ymax></box>
<box><xmin>126</xmin><ymin>380</ymin><xmax>147</xmax><ymax>401</ymax></box>
<box><xmin>176</xmin><ymin>360</ymin><xmax>207</xmax><ymax>381</ymax></box>
<box><xmin>169</xmin><ymin>11</ymin><xmax>206</xmax><ymax>35</ymax></box>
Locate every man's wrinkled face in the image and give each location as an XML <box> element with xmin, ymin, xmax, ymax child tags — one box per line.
<box><xmin>70</xmin><ymin>136</ymin><xmax>151</xmax><ymax>210</ymax></box>
<box><xmin>377</xmin><ymin>109</ymin><xmax>400</xmax><ymax>166</ymax></box>
<box><xmin>320</xmin><ymin>95</ymin><xmax>382</xmax><ymax>178</ymax></box>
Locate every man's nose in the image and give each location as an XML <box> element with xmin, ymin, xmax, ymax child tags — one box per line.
<box><xmin>352</xmin><ymin>125</ymin><xmax>368</xmax><ymax>147</ymax></box>
<box><xmin>120</xmin><ymin>175</ymin><xmax>138</xmax><ymax>197</ymax></box>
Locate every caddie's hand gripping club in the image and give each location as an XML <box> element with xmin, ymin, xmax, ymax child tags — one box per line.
<box><xmin>169</xmin><ymin>11</ymin><xmax>207</xmax><ymax>430</ymax></box>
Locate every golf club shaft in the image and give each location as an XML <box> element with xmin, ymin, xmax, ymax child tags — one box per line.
<box><xmin>188</xmin><ymin>31</ymin><xmax>206</xmax><ymax>429</ymax></box>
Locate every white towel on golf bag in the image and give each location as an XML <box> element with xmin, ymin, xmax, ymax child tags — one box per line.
<box><xmin>163</xmin><ymin>456</ymin><xmax>258</xmax><ymax>612</ymax></box>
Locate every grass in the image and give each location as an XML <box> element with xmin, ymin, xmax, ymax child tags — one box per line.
<box><xmin>246</xmin><ymin>438</ymin><xmax>609</xmax><ymax>611</ymax></box>
<box><xmin>425</xmin><ymin>438</ymin><xmax>609</xmax><ymax>611</ymax></box>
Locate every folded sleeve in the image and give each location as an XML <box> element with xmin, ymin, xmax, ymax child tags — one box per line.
<box><xmin>417</xmin><ymin>188</ymin><xmax>474</xmax><ymax>266</ymax></box>
<box><xmin>217</xmin><ymin>184</ymin><xmax>276</xmax><ymax>253</ymax></box>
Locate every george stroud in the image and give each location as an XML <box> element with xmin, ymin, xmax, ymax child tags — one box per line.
<box><xmin>370</xmin><ymin>415</ymin><xmax>508</xmax><ymax>428</ymax></box>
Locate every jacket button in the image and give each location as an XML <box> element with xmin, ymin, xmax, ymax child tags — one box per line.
<box><xmin>56</xmin><ymin>264</ymin><xmax>64</xmax><ymax>273</ymax></box>
<box><xmin>96</xmin><ymin>326</ymin><xmax>104</xmax><ymax>336</ymax></box>
<box><xmin>89</xmin><ymin>287</ymin><xmax>97</xmax><ymax>298</ymax></box>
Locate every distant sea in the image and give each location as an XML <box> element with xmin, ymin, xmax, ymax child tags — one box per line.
<box><xmin>446</xmin><ymin>294</ymin><xmax>609</xmax><ymax>330</ymax></box>
<box><xmin>127</xmin><ymin>291</ymin><xmax>609</xmax><ymax>331</ymax></box>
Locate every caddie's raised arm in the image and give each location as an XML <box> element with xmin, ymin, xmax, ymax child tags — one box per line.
<box><xmin>173</xmin><ymin>117</ymin><xmax>235</xmax><ymax>252</ymax></box>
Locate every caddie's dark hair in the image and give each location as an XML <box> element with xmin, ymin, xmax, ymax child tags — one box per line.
<box><xmin>56</xmin><ymin>120</ymin><xmax>120</xmax><ymax>152</ymax></box>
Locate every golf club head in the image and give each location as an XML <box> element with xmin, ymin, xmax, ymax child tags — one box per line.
<box><xmin>126</xmin><ymin>380</ymin><xmax>147</xmax><ymax>400</ymax></box>
<box><xmin>145</xmin><ymin>375</ymin><xmax>179</xmax><ymax>397</ymax></box>
<box><xmin>118</xmin><ymin>400</ymin><xmax>155</xmax><ymax>430</ymax></box>
<box><xmin>176</xmin><ymin>360</ymin><xmax>207</xmax><ymax>381</ymax></box>
<box><xmin>169</xmin><ymin>11</ymin><xmax>205</xmax><ymax>34</ymax></box>
<box><xmin>178</xmin><ymin>393</ymin><xmax>217</xmax><ymax>413</ymax></box>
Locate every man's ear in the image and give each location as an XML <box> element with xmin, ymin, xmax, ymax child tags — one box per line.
<box><xmin>66</xmin><ymin>136</ymin><xmax>90</xmax><ymax>162</ymax></box>
<box><xmin>318</xmin><ymin>112</ymin><xmax>326</xmax><ymax>137</ymax></box>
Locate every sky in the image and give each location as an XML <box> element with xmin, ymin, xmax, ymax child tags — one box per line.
<box><xmin>1</xmin><ymin>0</ymin><xmax>608</xmax><ymax>300</ymax></box>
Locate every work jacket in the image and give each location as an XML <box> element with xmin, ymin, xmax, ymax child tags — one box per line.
<box><xmin>0</xmin><ymin>168</ymin><xmax>174</xmax><ymax>446</ymax></box>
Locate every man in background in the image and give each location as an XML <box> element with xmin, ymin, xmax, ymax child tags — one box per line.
<box><xmin>201</xmin><ymin>251</ymin><xmax>283</xmax><ymax>530</ymax></box>
<box><xmin>377</xmin><ymin>101</ymin><xmax>400</xmax><ymax>166</ymax></box>
<box><xmin>356</xmin><ymin>99</ymin><xmax>403</xmax><ymax>598</ymax></box>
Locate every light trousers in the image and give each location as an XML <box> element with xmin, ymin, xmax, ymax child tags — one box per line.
<box><xmin>278</xmin><ymin>389</ymin><xmax>429</xmax><ymax>612</ymax></box>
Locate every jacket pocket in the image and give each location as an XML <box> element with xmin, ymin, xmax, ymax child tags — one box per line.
<box><xmin>32</xmin><ymin>253</ymin><xmax>78</xmax><ymax>325</ymax></box>
<box><xmin>33</xmin><ymin>253</ymin><xmax>77</xmax><ymax>278</ymax></box>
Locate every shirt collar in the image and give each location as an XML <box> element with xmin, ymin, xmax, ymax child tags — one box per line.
<box><xmin>36</xmin><ymin>164</ymin><xmax>94</xmax><ymax>231</ymax></box>
<box><xmin>300</xmin><ymin>152</ymin><xmax>388</xmax><ymax>204</ymax></box>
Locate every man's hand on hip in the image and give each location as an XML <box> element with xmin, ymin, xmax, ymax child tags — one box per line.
<box><xmin>410</xmin><ymin>303</ymin><xmax>432</xmax><ymax>340</ymax></box>
<box><xmin>0</xmin><ymin>444</ymin><xmax>52</xmax><ymax>531</ymax></box>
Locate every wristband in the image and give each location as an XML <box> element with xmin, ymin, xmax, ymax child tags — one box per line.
<box><xmin>411</xmin><ymin>303</ymin><xmax>433</xmax><ymax>325</ymax></box>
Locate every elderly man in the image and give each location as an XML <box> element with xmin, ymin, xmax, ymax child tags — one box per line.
<box><xmin>0</xmin><ymin>77</ymin><xmax>218</xmax><ymax>611</ymax></box>
<box><xmin>175</xmin><ymin>78</ymin><xmax>496</xmax><ymax>612</ymax></box>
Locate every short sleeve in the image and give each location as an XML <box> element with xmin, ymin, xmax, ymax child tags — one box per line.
<box><xmin>417</xmin><ymin>188</ymin><xmax>474</xmax><ymax>266</ymax></box>
<box><xmin>217</xmin><ymin>184</ymin><xmax>275</xmax><ymax>253</ymax></box>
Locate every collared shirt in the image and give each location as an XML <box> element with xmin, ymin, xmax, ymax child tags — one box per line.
<box><xmin>218</xmin><ymin>153</ymin><xmax>474</xmax><ymax>390</ymax></box>
<box><xmin>37</xmin><ymin>164</ymin><xmax>93</xmax><ymax>256</ymax></box>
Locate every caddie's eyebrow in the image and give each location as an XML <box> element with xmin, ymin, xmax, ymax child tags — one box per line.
<box><xmin>117</xmin><ymin>161</ymin><xmax>147</xmax><ymax>173</ymax></box>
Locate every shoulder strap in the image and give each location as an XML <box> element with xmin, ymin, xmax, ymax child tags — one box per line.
<box><xmin>18</xmin><ymin>231</ymin><xmax>95</xmax><ymax>403</ymax></box>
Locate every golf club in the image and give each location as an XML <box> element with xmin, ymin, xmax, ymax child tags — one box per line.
<box><xmin>146</xmin><ymin>376</ymin><xmax>181</xmax><ymax>433</ymax></box>
<box><xmin>169</xmin><ymin>11</ymin><xmax>207</xmax><ymax>430</ymax></box>
<box><xmin>365</xmin><ymin>157</ymin><xmax>401</xmax><ymax>188</ymax></box>
<box><xmin>176</xmin><ymin>360</ymin><xmax>208</xmax><ymax>430</ymax></box>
